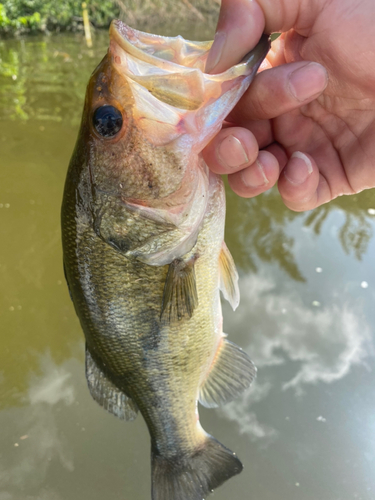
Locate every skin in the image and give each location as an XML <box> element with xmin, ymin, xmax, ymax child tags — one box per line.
<box><xmin>202</xmin><ymin>0</ymin><xmax>375</xmax><ymax>211</ymax></box>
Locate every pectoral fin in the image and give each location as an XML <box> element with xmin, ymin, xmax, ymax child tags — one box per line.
<box><xmin>161</xmin><ymin>256</ymin><xmax>198</xmax><ymax>323</ymax></box>
<box><xmin>199</xmin><ymin>338</ymin><xmax>256</xmax><ymax>408</ymax></box>
<box><xmin>219</xmin><ymin>242</ymin><xmax>240</xmax><ymax>311</ymax></box>
<box><xmin>86</xmin><ymin>347</ymin><xmax>138</xmax><ymax>421</ymax></box>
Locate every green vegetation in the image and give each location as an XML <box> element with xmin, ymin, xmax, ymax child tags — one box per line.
<box><xmin>0</xmin><ymin>0</ymin><xmax>119</xmax><ymax>34</ymax></box>
<box><xmin>0</xmin><ymin>0</ymin><xmax>219</xmax><ymax>36</ymax></box>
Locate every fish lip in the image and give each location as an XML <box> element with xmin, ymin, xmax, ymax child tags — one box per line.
<box><xmin>240</xmin><ymin>34</ymin><xmax>271</xmax><ymax>72</ymax></box>
<box><xmin>109</xmin><ymin>20</ymin><xmax>211</xmax><ymax>73</ymax></box>
<box><xmin>109</xmin><ymin>20</ymin><xmax>270</xmax><ymax>79</ymax></box>
<box><xmin>206</xmin><ymin>34</ymin><xmax>271</xmax><ymax>82</ymax></box>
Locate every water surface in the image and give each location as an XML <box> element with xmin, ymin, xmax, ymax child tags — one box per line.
<box><xmin>0</xmin><ymin>27</ymin><xmax>375</xmax><ymax>500</ymax></box>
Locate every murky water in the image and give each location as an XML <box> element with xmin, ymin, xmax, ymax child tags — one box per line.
<box><xmin>1</xmin><ymin>26</ymin><xmax>375</xmax><ymax>500</ymax></box>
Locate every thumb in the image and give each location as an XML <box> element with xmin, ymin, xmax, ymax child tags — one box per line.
<box><xmin>205</xmin><ymin>0</ymin><xmax>318</xmax><ymax>74</ymax></box>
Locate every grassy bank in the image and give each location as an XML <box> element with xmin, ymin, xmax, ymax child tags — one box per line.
<box><xmin>0</xmin><ymin>0</ymin><xmax>220</xmax><ymax>36</ymax></box>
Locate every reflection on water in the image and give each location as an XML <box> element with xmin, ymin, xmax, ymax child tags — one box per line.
<box><xmin>0</xmin><ymin>355</ymin><xmax>76</xmax><ymax>499</ymax></box>
<box><xmin>226</xmin><ymin>186</ymin><xmax>375</xmax><ymax>281</ymax></box>
<box><xmin>221</xmin><ymin>379</ymin><xmax>277</xmax><ymax>442</ymax></box>
<box><xmin>1</xmin><ymin>31</ymin><xmax>375</xmax><ymax>500</ymax></box>
<box><xmin>220</xmin><ymin>267</ymin><xmax>374</xmax><ymax>441</ymax></box>
<box><xmin>0</xmin><ymin>35</ymin><xmax>98</xmax><ymax>123</ymax></box>
<box><xmin>235</xmin><ymin>272</ymin><xmax>373</xmax><ymax>391</ymax></box>
<box><xmin>28</xmin><ymin>354</ymin><xmax>75</xmax><ymax>406</ymax></box>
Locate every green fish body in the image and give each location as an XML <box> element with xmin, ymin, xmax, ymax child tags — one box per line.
<box><xmin>61</xmin><ymin>21</ymin><xmax>270</xmax><ymax>500</ymax></box>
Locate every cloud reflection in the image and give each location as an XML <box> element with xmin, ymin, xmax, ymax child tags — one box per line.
<box><xmin>28</xmin><ymin>356</ymin><xmax>75</xmax><ymax>406</ymax></box>
<box><xmin>0</xmin><ymin>354</ymin><xmax>76</xmax><ymax>498</ymax></box>
<box><xmin>235</xmin><ymin>273</ymin><xmax>373</xmax><ymax>392</ymax></box>
<box><xmin>220</xmin><ymin>272</ymin><xmax>374</xmax><ymax>438</ymax></box>
<box><xmin>220</xmin><ymin>381</ymin><xmax>277</xmax><ymax>442</ymax></box>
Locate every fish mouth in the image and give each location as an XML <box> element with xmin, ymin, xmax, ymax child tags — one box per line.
<box><xmin>109</xmin><ymin>21</ymin><xmax>270</xmax><ymax>110</ymax></box>
<box><xmin>110</xmin><ymin>20</ymin><xmax>270</xmax><ymax>76</ymax></box>
<box><xmin>109</xmin><ymin>20</ymin><xmax>213</xmax><ymax>72</ymax></box>
<box><xmin>108</xmin><ymin>21</ymin><xmax>270</xmax><ymax>146</ymax></box>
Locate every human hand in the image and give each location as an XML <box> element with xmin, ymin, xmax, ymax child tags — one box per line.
<box><xmin>202</xmin><ymin>0</ymin><xmax>375</xmax><ymax>211</ymax></box>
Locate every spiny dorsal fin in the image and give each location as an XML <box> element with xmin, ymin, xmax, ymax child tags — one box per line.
<box><xmin>86</xmin><ymin>347</ymin><xmax>138</xmax><ymax>421</ymax></box>
<box><xmin>199</xmin><ymin>338</ymin><xmax>257</xmax><ymax>408</ymax></box>
<box><xmin>219</xmin><ymin>242</ymin><xmax>240</xmax><ymax>310</ymax></box>
<box><xmin>161</xmin><ymin>256</ymin><xmax>198</xmax><ymax>323</ymax></box>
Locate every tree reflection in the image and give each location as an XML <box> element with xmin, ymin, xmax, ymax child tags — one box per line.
<box><xmin>225</xmin><ymin>182</ymin><xmax>375</xmax><ymax>279</ymax></box>
<box><xmin>304</xmin><ymin>194</ymin><xmax>373</xmax><ymax>260</ymax></box>
<box><xmin>0</xmin><ymin>34</ymin><xmax>108</xmax><ymax>123</ymax></box>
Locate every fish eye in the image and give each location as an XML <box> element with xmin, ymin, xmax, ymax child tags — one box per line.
<box><xmin>93</xmin><ymin>105</ymin><xmax>123</xmax><ymax>138</ymax></box>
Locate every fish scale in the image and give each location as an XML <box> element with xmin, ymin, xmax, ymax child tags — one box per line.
<box><xmin>62</xmin><ymin>20</ymin><xmax>270</xmax><ymax>500</ymax></box>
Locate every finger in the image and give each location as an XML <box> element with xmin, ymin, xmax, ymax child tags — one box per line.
<box><xmin>202</xmin><ymin>127</ymin><xmax>259</xmax><ymax>175</ymax></box>
<box><xmin>206</xmin><ymin>0</ymin><xmax>324</xmax><ymax>75</ymax></box>
<box><xmin>264</xmin><ymin>142</ymin><xmax>288</xmax><ymax>168</ymax></box>
<box><xmin>277</xmin><ymin>151</ymin><xmax>332</xmax><ymax>211</ymax></box>
<box><xmin>283</xmin><ymin>29</ymin><xmax>306</xmax><ymax>63</ymax></box>
<box><xmin>228</xmin><ymin>60</ymin><xmax>328</xmax><ymax>123</ymax></box>
<box><xmin>266</xmin><ymin>35</ymin><xmax>286</xmax><ymax>68</ymax></box>
<box><xmin>254</xmin><ymin>0</ymin><xmax>318</xmax><ymax>36</ymax></box>
<box><xmin>238</xmin><ymin>119</ymin><xmax>273</xmax><ymax>150</ymax></box>
<box><xmin>227</xmin><ymin>150</ymin><xmax>280</xmax><ymax>197</ymax></box>
<box><xmin>205</xmin><ymin>0</ymin><xmax>265</xmax><ymax>73</ymax></box>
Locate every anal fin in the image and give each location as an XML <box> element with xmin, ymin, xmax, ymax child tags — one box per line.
<box><xmin>161</xmin><ymin>255</ymin><xmax>198</xmax><ymax>323</ymax></box>
<box><xmin>199</xmin><ymin>338</ymin><xmax>256</xmax><ymax>408</ymax></box>
<box><xmin>86</xmin><ymin>347</ymin><xmax>138</xmax><ymax>421</ymax></box>
<box><xmin>219</xmin><ymin>242</ymin><xmax>240</xmax><ymax>310</ymax></box>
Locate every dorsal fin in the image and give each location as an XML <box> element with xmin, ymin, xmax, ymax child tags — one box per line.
<box><xmin>219</xmin><ymin>242</ymin><xmax>240</xmax><ymax>310</ymax></box>
<box><xmin>199</xmin><ymin>338</ymin><xmax>256</xmax><ymax>408</ymax></box>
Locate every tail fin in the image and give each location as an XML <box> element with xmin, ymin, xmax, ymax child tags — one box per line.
<box><xmin>151</xmin><ymin>435</ymin><xmax>242</xmax><ymax>500</ymax></box>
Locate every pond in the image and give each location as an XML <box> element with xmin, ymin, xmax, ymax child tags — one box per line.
<box><xmin>0</xmin><ymin>23</ymin><xmax>375</xmax><ymax>500</ymax></box>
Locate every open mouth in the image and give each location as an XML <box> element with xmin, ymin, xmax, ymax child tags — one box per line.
<box><xmin>109</xmin><ymin>20</ymin><xmax>270</xmax><ymax>112</ymax></box>
<box><xmin>109</xmin><ymin>20</ymin><xmax>213</xmax><ymax>70</ymax></box>
<box><xmin>107</xmin><ymin>20</ymin><xmax>270</xmax><ymax>146</ymax></box>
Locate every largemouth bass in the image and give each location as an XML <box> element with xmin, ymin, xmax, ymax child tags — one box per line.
<box><xmin>61</xmin><ymin>21</ymin><xmax>269</xmax><ymax>500</ymax></box>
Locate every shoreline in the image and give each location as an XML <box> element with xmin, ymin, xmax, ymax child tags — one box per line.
<box><xmin>0</xmin><ymin>0</ymin><xmax>219</xmax><ymax>38</ymax></box>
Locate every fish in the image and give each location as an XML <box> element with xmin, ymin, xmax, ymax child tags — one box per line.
<box><xmin>61</xmin><ymin>20</ymin><xmax>270</xmax><ymax>500</ymax></box>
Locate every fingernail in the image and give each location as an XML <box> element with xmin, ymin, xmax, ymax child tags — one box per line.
<box><xmin>241</xmin><ymin>159</ymin><xmax>269</xmax><ymax>188</ymax></box>
<box><xmin>288</xmin><ymin>63</ymin><xmax>328</xmax><ymax>102</ymax></box>
<box><xmin>205</xmin><ymin>31</ymin><xmax>226</xmax><ymax>73</ymax></box>
<box><xmin>284</xmin><ymin>151</ymin><xmax>313</xmax><ymax>185</ymax></box>
<box><xmin>218</xmin><ymin>135</ymin><xmax>249</xmax><ymax>169</ymax></box>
